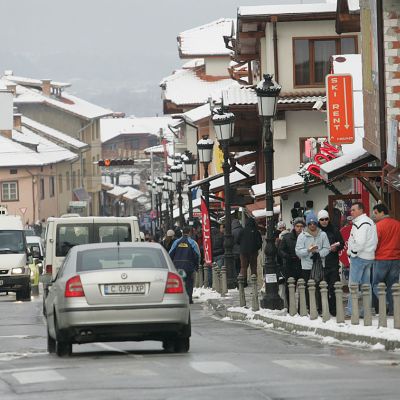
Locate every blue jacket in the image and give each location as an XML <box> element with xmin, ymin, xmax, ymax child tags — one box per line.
<box><xmin>169</xmin><ymin>235</ymin><xmax>200</xmax><ymax>273</ymax></box>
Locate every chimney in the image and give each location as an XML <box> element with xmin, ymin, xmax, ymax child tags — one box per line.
<box><xmin>6</xmin><ymin>84</ymin><xmax>16</xmax><ymax>96</ymax></box>
<box><xmin>0</xmin><ymin>130</ymin><xmax>12</xmax><ymax>140</ymax></box>
<box><xmin>41</xmin><ymin>79</ymin><xmax>52</xmax><ymax>96</ymax></box>
<box><xmin>13</xmin><ymin>113</ymin><xmax>22</xmax><ymax>130</ymax></box>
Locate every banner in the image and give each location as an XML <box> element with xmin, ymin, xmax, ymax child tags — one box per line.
<box><xmin>201</xmin><ymin>196</ymin><xmax>212</xmax><ymax>265</ymax></box>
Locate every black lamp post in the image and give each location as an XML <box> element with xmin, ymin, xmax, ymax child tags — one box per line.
<box><xmin>156</xmin><ymin>178</ymin><xmax>164</xmax><ymax>231</ymax></box>
<box><xmin>166</xmin><ymin>175</ymin><xmax>175</xmax><ymax>228</ymax></box>
<box><xmin>162</xmin><ymin>175</ymin><xmax>170</xmax><ymax>229</ymax></box>
<box><xmin>212</xmin><ymin>108</ymin><xmax>236</xmax><ymax>289</ymax></box>
<box><xmin>182</xmin><ymin>151</ymin><xmax>198</xmax><ymax>226</ymax></box>
<box><xmin>171</xmin><ymin>164</ymin><xmax>184</xmax><ymax>227</ymax></box>
<box><xmin>255</xmin><ymin>74</ymin><xmax>283</xmax><ymax>310</ymax></box>
<box><xmin>197</xmin><ymin>136</ymin><xmax>214</xmax><ymax>210</ymax></box>
<box><xmin>151</xmin><ymin>182</ymin><xmax>158</xmax><ymax>229</ymax></box>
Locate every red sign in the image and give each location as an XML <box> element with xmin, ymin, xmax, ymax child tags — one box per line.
<box><xmin>201</xmin><ymin>197</ymin><xmax>212</xmax><ymax>265</ymax></box>
<box><xmin>326</xmin><ymin>74</ymin><xmax>355</xmax><ymax>144</ymax></box>
<box><xmin>306</xmin><ymin>141</ymin><xmax>340</xmax><ymax>180</ymax></box>
<box><xmin>339</xmin><ymin>224</ymin><xmax>352</xmax><ymax>268</ymax></box>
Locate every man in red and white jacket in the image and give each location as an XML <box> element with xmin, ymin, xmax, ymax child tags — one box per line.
<box><xmin>372</xmin><ymin>203</ymin><xmax>400</xmax><ymax>315</ymax></box>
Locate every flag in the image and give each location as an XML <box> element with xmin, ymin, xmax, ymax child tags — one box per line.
<box><xmin>201</xmin><ymin>196</ymin><xmax>212</xmax><ymax>264</ymax></box>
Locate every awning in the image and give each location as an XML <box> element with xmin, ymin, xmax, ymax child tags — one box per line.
<box><xmin>385</xmin><ymin>168</ymin><xmax>400</xmax><ymax>191</ymax></box>
<box><xmin>319</xmin><ymin>148</ymin><xmax>376</xmax><ymax>181</ymax></box>
<box><xmin>245</xmin><ymin>199</ymin><xmax>280</xmax><ymax>219</ymax></box>
<box><xmin>73</xmin><ymin>187</ymin><xmax>91</xmax><ymax>202</ymax></box>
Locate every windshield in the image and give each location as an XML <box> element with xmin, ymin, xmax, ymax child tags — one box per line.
<box><xmin>76</xmin><ymin>247</ymin><xmax>168</xmax><ymax>272</ymax></box>
<box><xmin>0</xmin><ymin>230</ymin><xmax>25</xmax><ymax>254</ymax></box>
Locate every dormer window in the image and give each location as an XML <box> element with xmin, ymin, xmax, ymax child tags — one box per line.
<box><xmin>293</xmin><ymin>36</ymin><xmax>357</xmax><ymax>87</ymax></box>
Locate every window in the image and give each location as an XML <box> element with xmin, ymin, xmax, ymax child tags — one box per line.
<box><xmin>49</xmin><ymin>176</ymin><xmax>55</xmax><ymax>197</ymax></box>
<box><xmin>1</xmin><ymin>181</ymin><xmax>18</xmax><ymax>201</ymax></box>
<box><xmin>66</xmin><ymin>171</ymin><xmax>70</xmax><ymax>191</ymax></box>
<box><xmin>10</xmin><ymin>169</ymin><xmax>17</xmax><ymax>174</ymax></box>
<box><xmin>40</xmin><ymin>178</ymin><xmax>45</xmax><ymax>200</ymax></box>
<box><xmin>293</xmin><ymin>36</ymin><xmax>357</xmax><ymax>87</ymax></box>
<box><xmin>58</xmin><ymin>174</ymin><xmax>63</xmax><ymax>193</ymax></box>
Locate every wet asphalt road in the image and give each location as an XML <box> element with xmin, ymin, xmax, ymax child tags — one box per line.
<box><xmin>0</xmin><ymin>291</ymin><xmax>400</xmax><ymax>400</ymax></box>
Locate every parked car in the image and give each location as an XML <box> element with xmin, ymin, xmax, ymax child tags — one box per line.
<box><xmin>45</xmin><ymin>242</ymin><xmax>191</xmax><ymax>357</ymax></box>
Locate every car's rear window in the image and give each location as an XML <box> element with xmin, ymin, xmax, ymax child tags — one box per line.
<box><xmin>76</xmin><ymin>247</ymin><xmax>168</xmax><ymax>272</ymax></box>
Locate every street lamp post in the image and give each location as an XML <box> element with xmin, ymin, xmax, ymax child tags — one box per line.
<box><xmin>197</xmin><ymin>136</ymin><xmax>214</xmax><ymax>210</ymax></box>
<box><xmin>167</xmin><ymin>175</ymin><xmax>175</xmax><ymax>228</ymax></box>
<box><xmin>162</xmin><ymin>175</ymin><xmax>170</xmax><ymax>229</ymax></box>
<box><xmin>212</xmin><ymin>108</ymin><xmax>236</xmax><ymax>289</ymax></box>
<box><xmin>171</xmin><ymin>164</ymin><xmax>184</xmax><ymax>227</ymax></box>
<box><xmin>152</xmin><ymin>182</ymin><xmax>158</xmax><ymax>229</ymax></box>
<box><xmin>156</xmin><ymin>178</ymin><xmax>164</xmax><ymax>232</ymax></box>
<box><xmin>182</xmin><ymin>151</ymin><xmax>198</xmax><ymax>226</ymax></box>
<box><xmin>255</xmin><ymin>74</ymin><xmax>283</xmax><ymax>310</ymax></box>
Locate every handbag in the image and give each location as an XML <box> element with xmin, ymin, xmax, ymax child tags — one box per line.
<box><xmin>310</xmin><ymin>253</ymin><xmax>324</xmax><ymax>283</ymax></box>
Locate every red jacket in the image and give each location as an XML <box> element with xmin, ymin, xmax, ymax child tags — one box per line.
<box><xmin>375</xmin><ymin>217</ymin><xmax>400</xmax><ymax>260</ymax></box>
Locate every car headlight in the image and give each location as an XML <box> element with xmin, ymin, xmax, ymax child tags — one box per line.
<box><xmin>11</xmin><ymin>267</ymin><xmax>24</xmax><ymax>275</ymax></box>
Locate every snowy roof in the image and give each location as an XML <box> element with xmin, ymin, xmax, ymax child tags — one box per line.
<box><xmin>100</xmin><ymin>116</ymin><xmax>175</xmax><ymax>143</ymax></box>
<box><xmin>21</xmin><ymin>116</ymin><xmax>88</xmax><ymax>150</ymax></box>
<box><xmin>222</xmin><ymin>85</ymin><xmax>326</xmax><ymax>106</ymax></box>
<box><xmin>107</xmin><ymin>185</ymin><xmax>128</xmax><ymax>197</ymax></box>
<box><xmin>178</xmin><ymin>19</ymin><xmax>234</xmax><ymax>57</ymax></box>
<box><xmin>182</xmin><ymin>59</ymin><xmax>205</xmax><ymax>69</ymax></box>
<box><xmin>183</xmin><ymin>104</ymin><xmax>211</xmax><ymax>123</ymax></box>
<box><xmin>2</xmin><ymin>76</ymin><xmax>113</xmax><ymax>120</ymax></box>
<box><xmin>251</xmin><ymin>174</ymin><xmax>305</xmax><ymax>198</ymax></box>
<box><xmin>210</xmin><ymin>162</ymin><xmax>255</xmax><ymax>191</ymax></box>
<box><xmin>238</xmin><ymin>2</ymin><xmax>337</xmax><ymax>17</ymax></box>
<box><xmin>4</xmin><ymin>74</ymin><xmax>71</xmax><ymax>89</ymax></box>
<box><xmin>122</xmin><ymin>187</ymin><xmax>145</xmax><ymax>201</ymax></box>
<box><xmin>161</xmin><ymin>68</ymin><xmax>238</xmax><ymax>106</ymax></box>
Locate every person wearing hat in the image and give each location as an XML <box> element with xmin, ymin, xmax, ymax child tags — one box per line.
<box><xmin>162</xmin><ymin>229</ymin><xmax>176</xmax><ymax>252</ymax></box>
<box><xmin>278</xmin><ymin>217</ymin><xmax>306</xmax><ymax>307</ymax></box>
<box><xmin>317</xmin><ymin>209</ymin><xmax>345</xmax><ymax>316</ymax></box>
<box><xmin>295</xmin><ymin>212</ymin><xmax>330</xmax><ymax>311</ymax></box>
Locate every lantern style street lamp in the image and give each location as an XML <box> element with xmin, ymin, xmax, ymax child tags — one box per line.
<box><xmin>182</xmin><ymin>151</ymin><xmax>198</xmax><ymax>226</ymax></box>
<box><xmin>197</xmin><ymin>136</ymin><xmax>214</xmax><ymax>210</ymax></box>
<box><xmin>171</xmin><ymin>164</ymin><xmax>184</xmax><ymax>227</ymax></box>
<box><xmin>212</xmin><ymin>107</ymin><xmax>236</xmax><ymax>289</ymax></box>
<box><xmin>162</xmin><ymin>175</ymin><xmax>171</xmax><ymax>229</ymax></box>
<box><xmin>166</xmin><ymin>175</ymin><xmax>175</xmax><ymax>228</ymax></box>
<box><xmin>255</xmin><ymin>74</ymin><xmax>283</xmax><ymax>310</ymax></box>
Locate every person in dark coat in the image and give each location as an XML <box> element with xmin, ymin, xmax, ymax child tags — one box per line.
<box><xmin>169</xmin><ymin>226</ymin><xmax>200</xmax><ymax>304</ymax></box>
<box><xmin>278</xmin><ymin>217</ymin><xmax>305</xmax><ymax>306</ymax></box>
<box><xmin>232</xmin><ymin>219</ymin><xmax>244</xmax><ymax>276</ymax></box>
<box><xmin>291</xmin><ymin>201</ymin><xmax>304</xmax><ymax>222</ymax></box>
<box><xmin>238</xmin><ymin>218</ymin><xmax>262</xmax><ymax>281</ymax></box>
<box><xmin>317</xmin><ymin>209</ymin><xmax>345</xmax><ymax>315</ymax></box>
<box><xmin>162</xmin><ymin>229</ymin><xmax>175</xmax><ymax>252</ymax></box>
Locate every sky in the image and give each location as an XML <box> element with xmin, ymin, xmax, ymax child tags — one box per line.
<box><xmin>0</xmin><ymin>0</ymin><xmax>322</xmax><ymax>116</ymax></box>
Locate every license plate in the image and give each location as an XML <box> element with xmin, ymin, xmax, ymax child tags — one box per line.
<box><xmin>0</xmin><ymin>280</ymin><xmax>3</xmax><ymax>286</ymax></box>
<box><xmin>104</xmin><ymin>283</ymin><xmax>145</xmax><ymax>295</ymax></box>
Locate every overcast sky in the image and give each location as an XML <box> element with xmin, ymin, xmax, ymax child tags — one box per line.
<box><xmin>0</xmin><ymin>0</ymin><xmax>321</xmax><ymax>116</ymax></box>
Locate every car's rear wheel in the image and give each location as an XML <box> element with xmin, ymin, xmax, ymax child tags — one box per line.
<box><xmin>162</xmin><ymin>337</ymin><xmax>190</xmax><ymax>353</ymax></box>
<box><xmin>47</xmin><ymin>329</ymin><xmax>56</xmax><ymax>354</ymax></box>
<box><xmin>54</xmin><ymin>314</ymin><xmax>72</xmax><ymax>357</ymax></box>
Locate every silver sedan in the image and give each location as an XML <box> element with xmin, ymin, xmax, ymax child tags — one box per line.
<box><xmin>45</xmin><ymin>242</ymin><xmax>190</xmax><ymax>356</ymax></box>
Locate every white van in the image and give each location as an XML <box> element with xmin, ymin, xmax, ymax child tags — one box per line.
<box><xmin>0</xmin><ymin>212</ymin><xmax>32</xmax><ymax>301</ymax></box>
<box><xmin>43</xmin><ymin>216</ymin><xmax>141</xmax><ymax>280</ymax></box>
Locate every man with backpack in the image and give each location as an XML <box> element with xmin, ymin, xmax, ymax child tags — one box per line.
<box><xmin>169</xmin><ymin>226</ymin><xmax>200</xmax><ymax>304</ymax></box>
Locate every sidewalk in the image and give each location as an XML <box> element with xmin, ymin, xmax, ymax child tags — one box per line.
<box><xmin>193</xmin><ymin>286</ymin><xmax>400</xmax><ymax>351</ymax></box>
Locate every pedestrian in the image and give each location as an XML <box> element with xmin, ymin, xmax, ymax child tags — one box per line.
<box><xmin>295</xmin><ymin>212</ymin><xmax>330</xmax><ymax>312</ymax></box>
<box><xmin>162</xmin><ymin>229</ymin><xmax>176</xmax><ymax>252</ymax></box>
<box><xmin>290</xmin><ymin>201</ymin><xmax>304</xmax><ymax>222</ymax></box>
<box><xmin>346</xmin><ymin>202</ymin><xmax>377</xmax><ymax>317</ymax></box>
<box><xmin>303</xmin><ymin>200</ymin><xmax>314</xmax><ymax>218</ymax></box>
<box><xmin>278</xmin><ymin>217</ymin><xmax>305</xmax><ymax>306</ymax></box>
<box><xmin>317</xmin><ymin>209</ymin><xmax>345</xmax><ymax>316</ymax></box>
<box><xmin>372</xmin><ymin>203</ymin><xmax>400</xmax><ymax>315</ymax></box>
<box><xmin>238</xmin><ymin>217</ymin><xmax>263</xmax><ymax>286</ymax></box>
<box><xmin>232</xmin><ymin>218</ymin><xmax>244</xmax><ymax>278</ymax></box>
<box><xmin>169</xmin><ymin>226</ymin><xmax>200</xmax><ymax>304</ymax></box>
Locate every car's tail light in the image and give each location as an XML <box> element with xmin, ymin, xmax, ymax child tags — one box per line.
<box><xmin>65</xmin><ymin>275</ymin><xmax>85</xmax><ymax>298</ymax></box>
<box><xmin>45</xmin><ymin>264</ymin><xmax>52</xmax><ymax>274</ymax></box>
<box><xmin>165</xmin><ymin>272</ymin><xmax>184</xmax><ymax>294</ymax></box>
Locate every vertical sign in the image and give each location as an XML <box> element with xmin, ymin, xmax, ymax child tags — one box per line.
<box><xmin>200</xmin><ymin>197</ymin><xmax>212</xmax><ymax>265</ymax></box>
<box><xmin>326</xmin><ymin>74</ymin><xmax>355</xmax><ymax>144</ymax></box>
<box><xmin>387</xmin><ymin>119</ymin><xmax>398</xmax><ymax>167</ymax></box>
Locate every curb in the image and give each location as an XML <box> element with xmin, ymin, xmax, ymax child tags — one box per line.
<box><xmin>206</xmin><ymin>299</ymin><xmax>400</xmax><ymax>351</ymax></box>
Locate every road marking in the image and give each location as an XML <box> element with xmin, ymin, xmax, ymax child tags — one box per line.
<box><xmin>12</xmin><ymin>370</ymin><xmax>65</xmax><ymax>384</ymax></box>
<box><xmin>190</xmin><ymin>361</ymin><xmax>243</xmax><ymax>374</ymax></box>
<box><xmin>0</xmin><ymin>366</ymin><xmax>65</xmax><ymax>374</ymax></box>
<box><xmin>273</xmin><ymin>360</ymin><xmax>337</xmax><ymax>370</ymax></box>
<box><xmin>359</xmin><ymin>360</ymin><xmax>400</xmax><ymax>366</ymax></box>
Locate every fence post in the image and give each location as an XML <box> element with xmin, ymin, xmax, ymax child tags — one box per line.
<box><xmin>308</xmin><ymin>279</ymin><xmax>318</xmax><ymax>320</ymax></box>
<box><xmin>194</xmin><ymin>270</ymin><xmax>199</xmax><ymax>289</ymax></box>
<box><xmin>320</xmin><ymin>281</ymin><xmax>330</xmax><ymax>322</ymax></box>
<box><xmin>238</xmin><ymin>274</ymin><xmax>246</xmax><ymax>307</ymax></box>
<box><xmin>392</xmin><ymin>283</ymin><xmax>400</xmax><ymax>329</ymax></box>
<box><xmin>298</xmin><ymin>278</ymin><xmax>307</xmax><ymax>317</ymax></box>
<box><xmin>361</xmin><ymin>284</ymin><xmax>372</xmax><ymax>326</ymax></box>
<box><xmin>334</xmin><ymin>281</ymin><xmax>345</xmax><ymax>323</ymax></box>
<box><xmin>251</xmin><ymin>274</ymin><xmax>259</xmax><ymax>311</ymax></box>
<box><xmin>198</xmin><ymin>265</ymin><xmax>204</xmax><ymax>288</ymax></box>
<box><xmin>350</xmin><ymin>284</ymin><xmax>359</xmax><ymax>325</ymax></box>
<box><xmin>287</xmin><ymin>277</ymin><xmax>297</xmax><ymax>316</ymax></box>
<box><xmin>221</xmin><ymin>266</ymin><xmax>228</xmax><ymax>296</ymax></box>
<box><xmin>378</xmin><ymin>282</ymin><xmax>387</xmax><ymax>328</ymax></box>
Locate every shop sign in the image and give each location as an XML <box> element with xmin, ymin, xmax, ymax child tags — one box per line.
<box><xmin>306</xmin><ymin>141</ymin><xmax>340</xmax><ymax>180</ymax></box>
<box><xmin>201</xmin><ymin>197</ymin><xmax>212</xmax><ymax>265</ymax></box>
<box><xmin>326</xmin><ymin>74</ymin><xmax>355</xmax><ymax>144</ymax></box>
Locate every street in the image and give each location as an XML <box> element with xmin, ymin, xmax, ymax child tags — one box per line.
<box><xmin>1</xmin><ymin>292</ymin><xmax>400</xmax><ymax>400</ymax></box>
